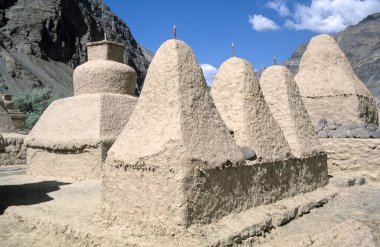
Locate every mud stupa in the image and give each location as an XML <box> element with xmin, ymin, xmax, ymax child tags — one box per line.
<box><xmin>0</xmin><ymin>97</ymin><xmax>15</xmax><ymax>133</ymax></box>
<box><xmin>211</xmin><ymin>57</ymin><xmax>291</xmax><ymax>161</ymax></box>
<box><xmin>260</xmin><ymin>65</ymin><xmax>324</xmax><ymax>158</ymax></box>
<box><xmin>1</xmin><ymin>94</ymin><xmax>25</xmax><ymax>129</ymax></box>
<box><xmin>294</xmin><ymin>34</ymin><xmax>378</xmax><ymax>125</ymax></box>
<box><xmin>25</xmin><ymin>40</ymin><xmax>138</xmax><ymax>179</ymax></box>
<box><xmin>102</xmin><ymin>39</ymin><xmax>244</xmax><ymax>234</ymax></box>
<box><xmin>102</xmin><ymin>39</ymin><xmax>329</xmax><ymax>237</ymax></box>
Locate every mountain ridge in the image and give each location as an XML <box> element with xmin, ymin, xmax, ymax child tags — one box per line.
<box><xmin>0</xmin><ymin>0</ymin><xmax>152</xmax><ymax>97</ymax></box>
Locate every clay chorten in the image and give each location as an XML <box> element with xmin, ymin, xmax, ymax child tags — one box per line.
<box><xmin>211</xmin><ymin>57</ymin><xmax>291</xmax><ymax>161</ymax></box>
<box><xmin>295</xmin><ymin>34</ymin><xmax>378</xmax><ymax>125</ymax></box>
<box><xmin>0</xmin><ymin>96</ymin><xmax>14</xmax><ymax>133</ymax></box>
<box><xmin>102</xmin><ymin>39</ymin><xmax>244</xmax><ymax>234</ymax></box>
<box><xmin>1</xmin><ymin>94</ymin><xmax>25</xmax><ymax>129</ymax></box>
<box><xmin>260</xmin><ymin>65</ymin><xmax>325</xmax><ymax>158</ymax></box>
<box><xmin>25</xmin><ymin>40</ymin><xmax>138</xmax><ymax>179</ymax></box>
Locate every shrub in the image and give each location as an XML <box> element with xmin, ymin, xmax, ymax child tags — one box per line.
<box><xmin>14</xmin><ymin>88</ymin><xmax>58</xmax><ymax>130</ymax></box>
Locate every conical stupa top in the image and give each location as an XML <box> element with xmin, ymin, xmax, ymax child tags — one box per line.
<box><xmin>295</xmin><ymin>34</ymin><xmax>372</xmax><ymax>98</ymax></box>
<box><xmin>211</xmin><ymin>56</ymin><xmax>291</xmax><ymax>161</ymax></box>
<box><xmin>260</xmin><ymin>65</ymin><xmax>324</xmax><ymax>157</ymax></box>
<box><xmin>108</xmin><ymin>39</ymin><xmax>243</xmax><ymax>168</ymax></box>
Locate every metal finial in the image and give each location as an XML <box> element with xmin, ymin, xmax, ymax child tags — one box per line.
<box><xmin>273</xmin><ymin>55</ymin><xmax>277</xmax><ymax>65</ymax></box>
<box><xmin>173</xmin><ymin>25</ymin><xmax>177</xmax><ymax>40</ymax></box>
<box><xmin>104</xmin><ymin>32</ymin><xmax>107</xmax><ymax>41</ymax></box>
<box><xmin>232</xmin><ymin>43</ymin><xmax>235</xmax><ymax>57</ymax></box>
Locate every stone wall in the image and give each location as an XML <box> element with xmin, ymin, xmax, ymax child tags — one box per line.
<box><xmin>0</xmin><ymin>133</ymin><xmax>27</xmax><ymax>166</ymax></box>
<box><xmin>320</xmin><ymin>139</ymin><xmax>380</xmax><ymax>182</ymax></box>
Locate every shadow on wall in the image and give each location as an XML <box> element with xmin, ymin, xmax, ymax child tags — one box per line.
<box><xmin>0</xmin><ymin>181</ymin><xmax>70</xmax><ymax>215</ymax></box>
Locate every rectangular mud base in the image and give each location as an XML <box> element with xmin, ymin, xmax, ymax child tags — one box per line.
<box><xmin>102</xmin><ymin>154</ymin><xmax>328</xmax><ymax>235</ymax></box>
<box><xmin>27</xmin><ymin>147</ymin><xmax>104</xmax><ymax>180</ymax></box>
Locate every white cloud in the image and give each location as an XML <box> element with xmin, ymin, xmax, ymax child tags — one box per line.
<box><xmin>266</xmin><ymin>0</ymin><xmax>290</xmax><ymax>17</ymax></box>
<box><xmin>285</xmin><ymin>0</ymin><xmax>380</xmax><ymax>33</ymax></box>
<box><xmin>201</xmin><ymin>64</ymin><xmax>218</xmax><ymax>86</ymax></box>
<box><xmin>249</xmin><ymin>14</ymin><xmax>280</xmax><ymax>32</ymax></box>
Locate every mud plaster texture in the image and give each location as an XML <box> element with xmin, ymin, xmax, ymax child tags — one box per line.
<box><xmin>74</xmin><ymin>60</ymin><xmax>137</xmax><ymax>96</ymax></box>
<box><xmin>103</xmin><ymin>39</ymin><xmax>244</xmax><ymax>234</ymax></box>
<box><xmin>320</xmin><ymin>138</ymin><xmax>380</xmax><ymax>182</ymax></box>
<box><xmin>74</xmin><ymin>41</ymin><xmax>137</xmax><ymax>96</ymax></box>
<box><xmin>295</xmin><ymin>34</ymin><xmax>378</xmax><ymax>126</ymax></box>
<box><xmin>26</xmin><ymin>40</ymin><xmax>138</xmax><ymax>180</ymax></box>
<box><xmin>260</xmin><ymin>65</ymin><xmax>324</xmax><ymax>158</ymax></box>
<box><xmin>0</xmin><ymin>133</ymin><xmax>26</xmax><ymax>166</ymax></box>
<box><xmin>87</xmin><ymin>41</ymin><xmax>125</xmax><ymax>63</ymax></box>
<box><xmin>211</xmin><ymin>57</ymin><xmax>291</xmax><ymax>161</ymax></box>
<box><xmin>25</xmin><ymin>94</ymin><xmax>137</xmax><ymax>180</ymax></box>
<box><xmin>0</xmin><ymin>101</ymin><xmax>14</xmax><ymax>133</ymax></box>
<box><xmin>102</xmin><ymin>39</ymin><xmax>328</xmax><ymax>236</ymax></box>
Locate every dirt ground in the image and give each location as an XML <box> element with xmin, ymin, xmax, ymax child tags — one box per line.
<box><xmin>258</xmin><ymin>183</ymin><xmax>380</xmax><ymax>246</ymax></box>
<box><xmin>0</xmin><ymin>166</ymin><xmax>379</xmax><ymax>246</ymax></box>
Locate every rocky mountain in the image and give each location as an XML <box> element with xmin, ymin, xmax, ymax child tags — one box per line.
<box><xmin>0</xmin><ymin>0</ymin><xmax>152</xmax><ymax>97</ymax></box>
<box><xmin>284</xmin><ymin>13</ymin><xmax>380</xmax><ymax>108</ymax></box>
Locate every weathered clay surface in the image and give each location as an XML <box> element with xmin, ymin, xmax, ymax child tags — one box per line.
<box><xmin>87</xmin><ymin>41</ymin><xmax>125</xmax><ymax>63</ymax></box>
<box><xmin>320</xmin><ymin>138</ymin><xmax>380</xmax><ymax>182</ymax></box>
<box><xmin>260</xmin><ymin>65</ymin><xmax>324</xmax><ymax>158</ymax></box>
<box><xmin>0</xmin><ymin>133</ymin><xmax>26</xmax><ymax>166</ymax></box>
<box><xmin>73</xmin><ymin>60</ymin><xmax>136</xmax><ymax>95</ymax></box>
<box><xmin>294</xmin><ymin>34</ymin><xmax>378</xmax><ymax>125</ymax></box>
<box><xmin>103</xmin><ymin>39</ymin><xmax>329</xmax><ymax>236</ymax></box>
<box><xmin>103</xmin><ymin>39</ymin><xmax>244</xmax><ymax>234</ymax></box>
<box><xmin>74</xmin><ymin>41</ymin><xmax>137</xmax><ymax>96</ymax></box>
<box><xmin>1</xmin><ymin>94</ymin><xmax>25</xmax><ymax>129</ymax></box>
<box><xmin>0</xmin><ymin>99</ymin><xmax>14</xmax><ymax>132</ymax></box>
<box><xmin>27</xmin><ymin>147</ymin><xmax>103</xmax><ymax>179</ymax></box>
<box><xmin>25</xmin><ymin>94</ymin><xmax>137</xmax><ymax>179</ymax></box>
<box><xmin>211</xmin><ymin>57</ymin><xmax>291</xmax><ymax>161</ymax></box>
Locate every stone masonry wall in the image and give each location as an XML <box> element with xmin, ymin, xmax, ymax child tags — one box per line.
<box><xmin>0</xmin><ymin>133</ymin><xmax>26</xmax><ymax>166</ymax></box>
<box><xmin>320</xmin><ymin>138</ymin><xmax>380</xmax><ymax>182</ymax></box>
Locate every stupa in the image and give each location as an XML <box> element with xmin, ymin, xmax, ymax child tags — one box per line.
<box><xmin>25</xmin><ymin>40</ymin><xmax>138</xmax><ymax>179</ymax></box>
<box><xmin>260</xmin><ymin>65</ymin><xmax>324</xmax><ymax>158</ymax></box>
<box><xmin>211</xmin><ymin>57</ymin><xmax>291</xmax><ymax>161</ymax></box>
<box><xmin>0</xmin><ymin>96</ymin><xmax>14</xmax><ymax>133</ymax></box>
<box><xmin>102</xmin><ymin>39</ymin><xmax>243</xmax><ymax>234</ymax></box>
<box><xmin>294</xmin><ymin>34</ymin><xmax>378</xmax><ymax>125</ymax></box>
<box><xmin>102</xmin><ymin>39</ymin><xmax>329</xmax><ymax>236</ymax></box>
<box><xmin>1</xmin><ymin>94</ymin><xmax>25</xmax><ymax>129</ymax></box>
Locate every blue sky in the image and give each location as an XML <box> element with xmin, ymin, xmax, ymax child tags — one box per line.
<box><xmin>103</xmin><ymin>0</ymin><xmax>380</xmax><ymax>84</ymax></box>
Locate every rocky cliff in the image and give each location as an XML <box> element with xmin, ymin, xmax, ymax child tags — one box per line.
<box><xmin>0</xmin><ymin>0</ymin><xmax>152</xmax><ymax>97</ymax></box>
<box><xmin>284</xmin><ymin>13</ymin><xmax>380</xmax><ymax>108</ymax></box>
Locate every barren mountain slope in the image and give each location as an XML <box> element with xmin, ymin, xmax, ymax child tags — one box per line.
<box><xmin>0</xmin><ymin>0</ymin><xmax>152</xmax><ymax>97</ymax></box>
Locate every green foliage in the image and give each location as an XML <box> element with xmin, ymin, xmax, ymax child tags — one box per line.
<box><xmin>14</xmin><ymin>88</ymin><xmax>58</xmax><ymax>130</ymax></box>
